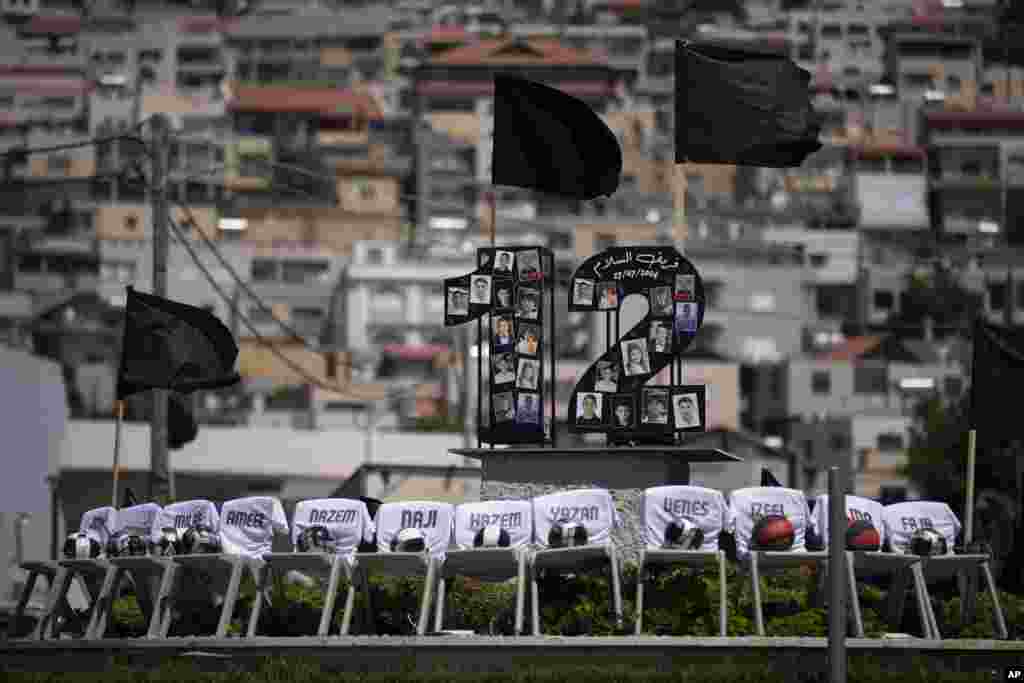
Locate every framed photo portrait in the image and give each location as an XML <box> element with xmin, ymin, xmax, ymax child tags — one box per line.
<box><xmin>675</xmin><ymin>274</ymin><xmax>696</xmax><ymax>302</ymax></box>
<box><xmin>597</xmin><ymin>282</ymin><xmax>619</xmax><ymax>310</ymax></box>
<box><xmin>493</xmin><ymin>279</ymin><xmax>514</xmax><ymax>310</ymax></box>
<box><xmin>594</xmin><ymin>359</ymin><xmax>619</xmax><ymax>393</ymax></box>
<box><xmin>470</xmin><ymin>274</ymin><xmax>492</xmax><ymax>305</ymax></box>
<box><xmin>641</xmin><ymin>388</ymin><xmax>670</xmax><ymax>425</ymax></box>
<box><xmin>516</xmin><ymin>287</ymin><xmax>540</xmax><ymax>320</ymax></box>
<box><xmin>493</xmin><ymin>250</ymin><xmax>515</xmax><ymax>275</ymax></box>
<box><xmin>649</xmin><ymin>320</ymin><xmax>672</xmax><ymax>354</ymax></box>
<box><xmin>446</xmin><ymin>285</ymin><xmax>469</xmax><ymax>317</ymax></box>
<box><xmin>610</xmin><ymin>394</ymin><xmax>635</xmax><ymax>429</ymax></box>
<box><xmin>516</xmin><ymin>322</ymin><xmax>540</xmax><ymax>356</ymax></box>
<box><xmin>672</xmin><ymin>386</ymin><xmax>706</xmax><ymax>432</ymax></box>
<box><xmin>493</xmin><ymin>391</ymin><xmax>515</xmax><ymax>423</ymax></box>
<box><xmin>649</xmin><ymin>286</ymin><xmax>672</xmax><ymax>316</ymax></box>
<box><xmin>517</xmin><ymin>249</ymin><xmax>541</xmax><ymax>281</ymax></box>
<box><xmin>674</xmin><ymin>301</ymin><xmax>699</xmax><ymax>335</ymax></box>
<box><xmin>516</xmin><ymin>357</ymin><xmax>540</xmax><ymax>390</ymax></box>
<box><xmin>576</xmin><ymin>392</ymin><xmax>603</xmax><ymax>425</ymax></box>
<box><xmin>492</xmin><ymin>352</ymin><xmax>516</xmax><ymax>385</ymax></box>
<box><xmin>478</xmin><ymin>250</ymin><xmax>492</xmax><ymax>268</ymax></box>
<box><xmin>572</xmin><ymin>278</ymin><xmax>595</xmax><ymax>307</ymax></box>
<box><xmin>620</xmin><ymin>338</ymin><xmax>651</xmax><ymax>376</ymax></box>
<box><xmin>493</xmin><ymin>314</ymin><xmax>515</xmax><ymax>348</ymax></box>
<box><xmin>516</xmin><ymin>392</ymin><xmax>541</xmax><ymax>424</ymax></box>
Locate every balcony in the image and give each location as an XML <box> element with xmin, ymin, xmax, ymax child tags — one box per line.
<box><xmin>317</xmin><ymin>129</ymin><xmax>369</xmax><ymax>147</ymax></box>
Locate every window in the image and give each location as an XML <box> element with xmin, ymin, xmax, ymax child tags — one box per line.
<box><xmin>292</xmin><ymin>307</ymin><xmax>324</xmax><ymax>322</ymax></box>
<box><xmin>877</xmin><ymin>433</ymin><xmax>904</xmax><ymax>451</ymax></box>
<box><xmin>809</xmin><ymin>253</ymin><xmax>828</xmax><ymax>268</ymax></box>
<box><xmin>371</xmin><ymin>285</ymin><xmax>405</xmax><ymax>322</ymax></box>
<box><xmin>812</xmin><ymin>370</ymin><xmax>831</xmax><ymax>395</ymax></box>
<box><xmin>251</xmin><ymin>259</ymin><xmax>277</xmax><ymax>282</ymax></box>
<box><xmin>943</xmin><ymin>376</ymin><xmax>963</xmax><ymax>397</ymax></box>
<box><xmin>100</xmin><ymin>260</ymin><xmax>136</xmax><ymax>283</ymax></box>
<box><xmin>124</xmin><ymin>215</ymin><xmax>139</xmax><ymax>231</ymax></box>
<box><xmin>989</xmin><ymin>282</ymin><xmax>1006</xmax><ymax>311</ymax></box>
<box><xmin>281</xmin><ymin>260</ymin><xmax>330</xmax><ymax>284</ymax></box>
<box><xmin>365</xmin><ymin>248</ymin><xmax>383</xmax><ymax>264</ymax></box>
<box><xmin>830</xmin><ymin>434</ymin><xmax>848</xmax><ymax>451</ymax></box>
<box><xmin>874</xmin><ymin>290</ymin><xmax>894</xmax><ymax>311</ymax></box>
<box><xmin>48</xmin><ymin>156</ymin><xmax>71</xmax><ymax>174</ymax></box>
<box><xmin>854</xmin><ymin>364</ymin><xmax>887</xmax><ymax>394</ymax></box>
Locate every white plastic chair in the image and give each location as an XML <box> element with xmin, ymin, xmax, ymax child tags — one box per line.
<box><xmin>635</xmin><ymin>485</ymin><xmax>729</xmax><ymax>636</ymax></box>
<box><xmin>882</xmin><ymin>501</ymin><xmax>1008</xmax><ymax>639</ymax></box>
<box><xmin>350</xmin><ymin>500</ymin><xmax>454</xmax><ymax>636</ymax></box>
<box><xmin>530</xmin><ymin>488</ymin><xmax>623</xmax><ymax>635</ymax></box>
<box><xmin>433</xmin><ymin>499</ymin><xmax>533</xmax><ymax>635</ymax></box>
<box><xmin>248</xmin><ymin>498</ymin><xmax>375</xmax><ymax>637</ymax></box>
<box><xmin>37</xmin><ymin>506</ymin><xmax>118</xmax><ymax>640</ymax></box>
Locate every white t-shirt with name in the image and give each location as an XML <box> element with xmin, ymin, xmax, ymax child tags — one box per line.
<box><xmin>79</xmin><ymin>506</ymin><xmax>118</xmax><ymax>547</ymax></box>
<box><xmin>453</xmin><ymin>500</ymin><xmax>533</xmax><ymax>550</ymax></box>
<box><xmin>726</xmin><ymin>486</ymin><xmax>813</xmax><ymax>559</ymax></box>
<box><xmin>809</xmin><ymin>494</ymin><xmax>885</xmax><ymax>550</ymax></box>
<box><xmin>532</xmin><ymin>488</ymin><xmax>621</xmax><ymax>550</ymax></box>
<box><xmin>883</xmin><ymin>501</ymin><xmax>961</xmax><ymax>555</ymax></box>
<box><xmin>376</xmin><ymin>501</ymin><xmax>455</xmax><ymax>559</ymax></box>
<box><xmin>151</xmin><ymin>499</ymin><xmax>221</xmax><ymax>538</ymax></box>
<box><xmin>642</xmin><ymin>485</ymin><xmax>728</xmax><ymax>552</ymax></box>
<box><xmin>219</xmin><ymin>496</ymin><xmax>290</xmax><ymax>558</ymax></box>
<box><xmin>115</xmin><ymin>503</ymin><xmax>163</xmax><ymax>543</ymax></box>
<box><xmin>292</xmin><ymin>498</ymin><xmax>376</xmax><ymax>556</ymax></box>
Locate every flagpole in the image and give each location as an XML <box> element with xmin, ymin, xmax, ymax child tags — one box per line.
<box><xmin>965</xmin><ymin>428</ymin><xmax>977</xmax><ymax>546</ymax></box>
<box><xmin>111</xmin><ymin>399</ymin><xmax>125</xmax><ymax>508</ymax></box>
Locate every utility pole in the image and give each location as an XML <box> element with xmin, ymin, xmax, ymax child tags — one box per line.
<box><xmin>149</xmin><ymin>114</ymin><xmax>172</xmax><ymax>501</ymax></box>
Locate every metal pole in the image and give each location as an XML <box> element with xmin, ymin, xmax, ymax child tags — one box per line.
<box><xmin>965</xmin><ymin>429</ymin><xmax>978</xmax><ymax>545</ymax></box>
<box><xmin>827</xmin><ymin>466</ymin><xmax>847</xmax><ymax>683</ymax></box>
<box><xmin>149</xmin><ymin>114</ymin><xmax>172</xmax><ymax>502</ymax></box>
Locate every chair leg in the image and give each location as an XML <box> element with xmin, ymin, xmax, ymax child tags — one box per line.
<box><xmin>910</xmin><ymin>565</ymin><xmax>938</xmax><ymax>639</ymax></box>
<box><xmin>86</xmin><ymin>566</ymin><xmax>121</xmax><ymax>640</ymax></box>
<box><xmin>247</xmin><ymin>562</ymin><xmax>272</xmax><ymax>638</ymax></box>
<box><xmin>319</xmin><ymin>557</ymin><xmax>343</xmax><ymax>637</ymax></box>
<box><xmin>515</xmin><ymin>550</ymin><xmax>526</xmax><ymax>637</ymax></box>
<box><xmin>718</xmin><ymin>552</ymin><xmax>728</xmax><ymax>637</ymax></box>
<box><xmin>979</xmin><ymin>560</ymin><xmax>1008</xmax><ymax>639</ymax></box>
<box><xmin>10</xmin><ymin>569</ymin><xmax>41</xmax><ymax>640</ymax></box>
<box><xmin>750</xmin><ymin>553</ymin><xmax>765</xmax><ymax>637</ymax></box>
<box><xmin>339</xmin><ymin>561</ymin><xmax>358</xmax><ymax>637</ymax></box>
<box><xmin>885</xmin><ymin>567</ymin><xmax>909</xmax><ymax>632</ymax></box>
<box><xmin>634</xmin><ymin>555</ymin><xmax>646</xmax><ymax>636</ymax></box>
<box><xmin>845</xmin><ymin>553</ymin><xmax>864</xmax><ymax>638</ymax></box>
<box><xmin>416</xmin><ymin>557</ymin><xmax>436</xmax><ymax>636</ymax></box>
<box><xmin>358</xmin><ymin>567</ymin><xmax>376</xmax><ymax>635</ymax></box>
<box><xmin>530</xmin><ymin>563</ymin><xmax>541</xmax><ymax>636</ymax></box>
<box><xmin>40</xmin><ymin>568</ymin><xmax>75</xmax><ymax>640</ymax></box>
<box><xmin>433</xmin><ymin>575</ymin><xmax>446</xmax><ymax>634</ymax></box>
<box><xmin>607</xmin><ymin>546</ymin><xmax>623</xmax><ymax>629</ymax></box>
<box><xmin>149</xmin><ymin>564</ymin><xmax>176</xmax><ymax>638</ymax></box>
<box><xmin>215</xmin><ymin>560</ymin><xmax>245</xmax><ymax>638</ymax></box>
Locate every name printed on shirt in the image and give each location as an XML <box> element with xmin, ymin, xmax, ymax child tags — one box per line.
<box><xmin>848</xmin><ymin>509</ymin><xmax>874</xmax><ymax>523</ymax></box>
<box><xmin>750</xmin><ymin>503</ymin><xmax>785</xmax><ymax>519</ymax></box>
<box><xmin>899</xmin><ymin>517</ymin><xmax>934</xmax><ymax>532</ymax></box>
<box><xmin>173</xmin><ymin>511</ymin><xmax>207</xmax><ymax>528</ymax></box>
<box><xmin>663</xmin><ymin>499</ymin><xmax>710</xmax><ymax>518</ymax></box>
<box><xmin>308</xmin><ymin>509</ymin><xmax>358</xmax><ymax>525</ymax></box>
<box><xmin>401</xmin><ymin>509</ymin><xmax>439</xmax><ymax>529</ymax></box>
<box><xmin>468</xmin><ymin>511</ymin><xmax>523</xmax><ymax>529</ymax></box>
<box><xmin>224</xmin><ymin>510</ymin><xmax>267</xmax><ymax>529</ymax></box>
<box><xmin>549</xmin><ymin>505</ymin><xmax>600</xmax><ymax>522</ymax></box>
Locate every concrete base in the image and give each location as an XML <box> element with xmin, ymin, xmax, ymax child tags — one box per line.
<box><xmin>2</xmin><ymin>637</ymin><xmax>1022</xmax><ymax>676</ymax></box>
<box><xmin>451</xmin><ymin>448</ymin><xmax>740</xmax><ymax>562</ymax></box>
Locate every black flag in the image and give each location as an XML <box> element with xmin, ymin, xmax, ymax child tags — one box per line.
<box><xmin>970</xmin><ymin>318</ymin><xmax>1024</xmax><ymax>450</ymax></box>
<box><xmin>675</xmin><ymin>40</ymin><xmax>823</xmax><ymax>167</ymax></box>
<box><xmin>492</xmin><ymin>74</ymin><xmax>621</xmax><ymax>199</ymax></box>
<box><xmin>761</xmin><ymin>467</ymin><xmax>783</xmax><ymax>487</ymax></box>
<box><xmin>167</xmin><ymin>392</ymin><xmax>199</xmax><ymax>451</ymax></box>
<box><xmin>116</xmin><ymin>286</ymin><xmax>240</xmax><ymax>399</ymax></box>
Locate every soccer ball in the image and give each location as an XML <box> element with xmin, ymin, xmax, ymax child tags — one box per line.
<box><xmin>63</xmin><ymin>532</ymin><xmax>102</xmax><ymax>559</ymax></box>
<box><xmin>473</xmin><ymin>525</ymin><xmax>511</xmax><ymax>548</ymax></box>
<box><xmin>297</xmin><ymin>525</ymin><xmax>333</xmax><ymax>553</ymax></box>
<box><xmin>909</xmin><ymin>528</ymin><xmax>948</xmax><ymax>557</ymax></box>
<box><xmin>664</xmin><ymin>518</ymin><xmax>704</xmax><ymax>550</ymax></box>
<box><xmin>153</xmin><ymin>528</ymin><xmax>181</xmax><ymax>556</ymax></box>
<box><xmin>180</xmin><ymin>525</ymin><xmax>221</xmax><ymax>554</ymax></box>
<box><xmin>548</xmin><ymin>521</ymin><xmax>588</xmax><ymax>548</ymax></box>
<box><xmin>107</xmin><ymin>533</ymin><xmax>149</xmax><ymax>558</ymax></box>
<box><xmin>751</xmin><ymin>515</ymin><xmax>795</xmax><ymax>551</ymax></box>
<box><xmin>845</xmin><ymin>520</ymin><xmax>882</xmax><ymax>552</ymax></box>
<box><xmin>391</xmin><ymin>527</ymin><xmax>427</xmax><ymax>553</ymax></box>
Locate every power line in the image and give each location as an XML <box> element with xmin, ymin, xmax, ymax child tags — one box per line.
<box><xmin>0</xmin><ymin>132</ymin><xmax>150</xmax><ymax>160</ymax></box>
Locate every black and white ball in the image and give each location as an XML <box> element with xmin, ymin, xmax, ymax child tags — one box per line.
<box><xmin>548</xmin><ymin>521</ymin><xmax>588</xmax><ymax>548</ymax></box>
<box><xmin>909</xmin><ymin>528</ymin><xmax>948</xmax><ymax>557</ymax></box>
<box><xmin>391</xmin><ymin>527</ymin><xmax>427</xmax><ymax>553</ymax></box>
<box><xmin>473</xmin><ymin>525</ymin><xmax>511</xmax><ymax>548</ymax></box>
<box><xmin>664</xmin><ymin>518</ymin><xmax>704</xmax><ymax>550</ymax></box>
<box><xmin>63</xmin><ymin>532</ymin><xmax>102</xmax><ymax>559</ymax></box>
<box><xmin>153</xmin><ymin>528</ymin><xmax>181</xmax><ymax>556</ymax></box>
<box><xmin>107</xmin><ymin>533</ymin><xmax>149</xmax><ymax>558</ymax></box>
<box><xmin>297</xmin><ymin>525</ymin><xmax>332</xmax><ymax>553</ymax></box>
<box><xmin>181</xmin><ymin>525</ymin><xmax>221</xmax><ymax>554</ymax></box>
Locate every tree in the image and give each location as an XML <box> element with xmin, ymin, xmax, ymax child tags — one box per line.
<box><xmin>887</xmin><ymin>264</ymin><xmax>982</xmax><ymax>335</ymax></box>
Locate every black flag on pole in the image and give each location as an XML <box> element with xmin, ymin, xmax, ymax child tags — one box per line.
<box><xmin>492</xmin><ymin>74</ymin><xmax>622</xmax><ymax>199</ymax></box>
<box><xmin>674</xmin><ymin>40</ymin><xmax>823</xmax><ymax>167</ymax></box>
<box><xmin>167</xmin><ymin>392</ymin><xmax>199</xmax><ymax>451</ymax></box>
<box><xmin>970</xmin><ymin>317</ymin><xmax>1024</xmax><ymax>450</ymax></box>
<box><xmin>761</xmin><ymin>467</ymin><xmax>783</xmax><ymax>487</ymax></box>
<box><xmin>116</xmin><ymin>286</ymin><xmax>240</xmax><ymax>399</ymax></box>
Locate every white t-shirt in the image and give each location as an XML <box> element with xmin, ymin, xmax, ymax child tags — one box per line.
<box><xmin>219</xmin><ymin>496</ymin><xmax>290</xmax><ymax>558</ymax></box>
<box><xmin>453</xmin><ymin>500</ymin><xmax>533</xmax><ymax>550</ymax></box>
<box><xmin>376</xmin><ymin>501</ymin><xmax>455</xmax><ymax>559</ymax></box>
<box><xmin>152</xmin><ymin>499</ymin><xmax>221</xmax><ymax>538</ymax></box>
<box><xmin>883</xmin><ymin>501</ymin><xmax>961</xmax><ymax>555</ymax></box>
<box><xmin>292</xmin><ymin>498</ymin><xmax>376</xmax><ymax>556</ymax></box>
<box><xmin>114</xmin><ymin>503</ymin><xmax>163</xmax><ymax>543</ymax></box>
<box><xmin>79</xmin><ymin>506</ymin><xmax>118</xmax><ymax>547</ymax></box>
<box><xmin>726</xmin><ymin>486</ymin><xmax>812</xmax><ymax>559</ymax></box>
<box><xmin>532</xmin><ymin>488</ymin><xmax>621</xmax><ymax>549</ymax></box>
<box><xmin>809</xmin><ymin>494</ymin><xmax>885</xmax><ymax>550</ymax></box>
<box><xmin>641</xmin><ymin>485</ymin><xmax>728</xmax><ymax>551</ymax></box>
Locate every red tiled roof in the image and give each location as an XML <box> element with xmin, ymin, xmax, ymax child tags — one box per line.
<box><xmin>0</xmin><ymin>75</ymin><xmax>89</xmax><ymax>95</ymax></box>
<box><xmin>229</xmin><ymin>86</ymin><xmax>383</xmax><ymax>118</ymax></box>
<box><xmin>850</xmin><ymin>144</ymin><xmax>924</xmax><ymax>159</ymax></box>
<box><xmin>925</xmin><ymin>110</ymin><xmax>1024</xmax><ymax>130</ymax></box>
<box><xmin>423</xmin><ymin>26</ymin><xmax>469</xmax><ymax>44</ymax></box>
<box><xmin>819</xmin><ymin>336</ymin><xmax>883</xmax><ymax>361</ymax></box>
<box><xmin>416</xmin><ymin>80</ymin><xmax>614</xmax><ymax>98</ymax></box>
<box><xmin>431</xmin><ymin>38</ymin><xmax>605</xmax><ymax>66</ymax></box>
<box><xmin>179</xmin><ymin>15</ymin><xmax>237</xmax><ymax>34</ymax></box>
<box><xmin>21</xmin><ymin>15</ymin><xmax>82</xmax><ymax>36</ymax></box>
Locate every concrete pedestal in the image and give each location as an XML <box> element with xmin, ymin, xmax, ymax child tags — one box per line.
<box><xmin>450</xmin><ymin>447</ymin><xmax>742</xmax><ymax>563</ymax></box>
